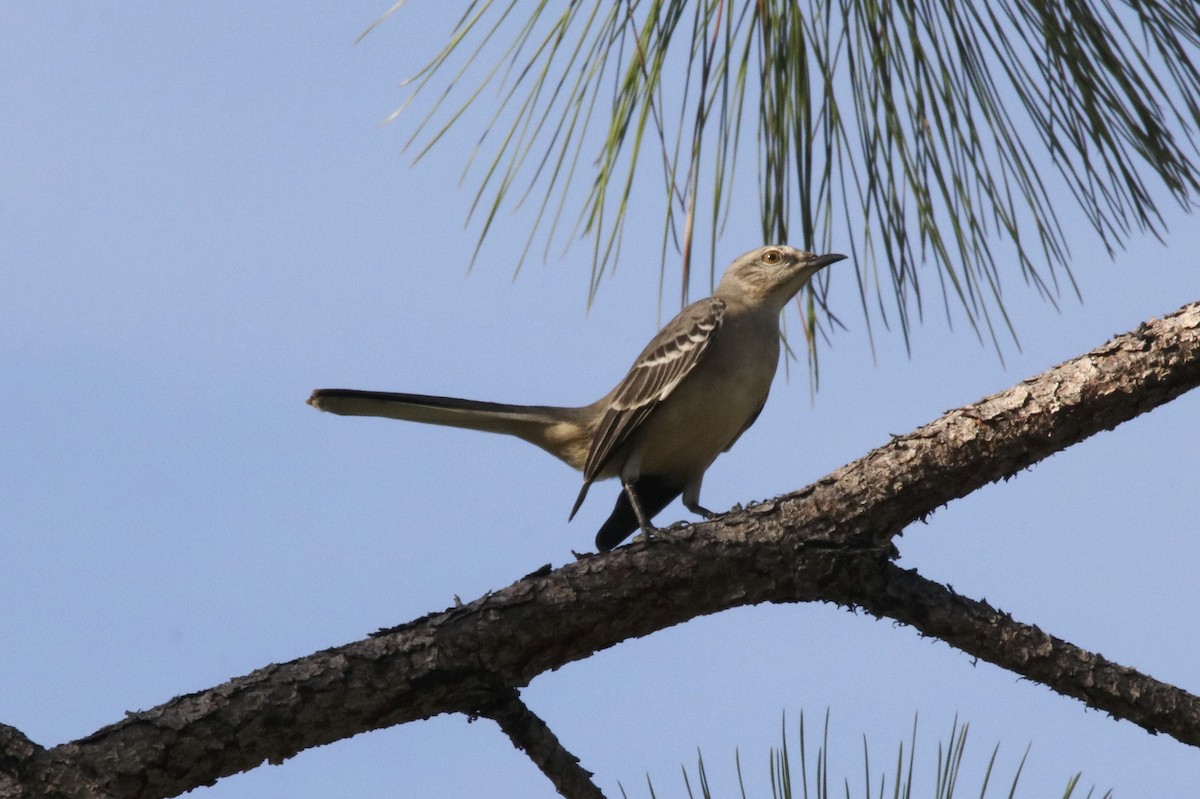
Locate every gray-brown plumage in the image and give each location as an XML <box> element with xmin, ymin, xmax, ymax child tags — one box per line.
<box><xmin>309</xmin><ymin>245</ymin><xmax>845</xmax><ymax>550</ymax></box>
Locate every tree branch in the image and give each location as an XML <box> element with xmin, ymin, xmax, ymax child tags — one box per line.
<box><xmin>828</xmin><ymin>561</ymin><xmax>1200</xmax><ymax>745</ymax></box>
<box><xmin>480</xmin><ymin>688</ymin><xmax>604</xmax><ymax>799</ymax></box>
<box><xmin>765</xmin><ymin>301</ymin><xmax>1200</xmax><ymax>554</ymax></box>
<box><xmin>0</xmin><ymin>722</ymin><xmax>107</xmax><ymax>799</ymax></box>
<box><xmin>4</xmin><ymin>301</ymin><xmax>1198</xmax><ymax>798</ymax></box>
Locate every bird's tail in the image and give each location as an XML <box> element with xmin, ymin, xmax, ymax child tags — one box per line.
<box><xmin>308</xmin><ymin>388</ymin><xmax>591</xmax><ymax>470</ymax></box>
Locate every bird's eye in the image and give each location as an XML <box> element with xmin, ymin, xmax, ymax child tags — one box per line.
<box><xmin>763</xmin><ymin>249</ymin><xmax>782</xmax><ymax>265</ymax></box>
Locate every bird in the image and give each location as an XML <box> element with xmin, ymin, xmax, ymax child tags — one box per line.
<box><xmin>309</xmin><ymin>245</ymin><xmax>845</xmax><ymax>551</ymax></box>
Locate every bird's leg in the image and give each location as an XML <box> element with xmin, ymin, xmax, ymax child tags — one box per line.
<box><xmin>682</xmin><ymin>481</ymin><xmax>717</xmax><ymax>519</ymax></box>
<box><xmin>622</xmin><ymin>478</ymin><xmax>660</xmax><ymax>535</ymax></box>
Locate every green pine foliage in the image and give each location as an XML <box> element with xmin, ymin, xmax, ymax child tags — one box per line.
<box><xmin>623</xmin><ymin>712</ymin><xmax>1112</xmax><ymax>799</ymax></box>
<box><xmin>365</xmin><ymin>1</ymin><xmax>1200</xmax><ymax>355</ymax></box>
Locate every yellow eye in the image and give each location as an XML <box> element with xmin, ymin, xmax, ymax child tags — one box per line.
<box><xmin>762</xmin><ymin>249</ymin><xmax>782</xmax><ymax>264</ymax></box>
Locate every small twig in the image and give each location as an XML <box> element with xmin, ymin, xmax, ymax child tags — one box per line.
<box><xmin>480</xmin><ymin>688</ymin><xmax>605</xmax><ymax>799</ymax></box>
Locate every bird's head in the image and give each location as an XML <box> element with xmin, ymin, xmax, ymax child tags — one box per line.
<box><xmin>715</xmin><ymin>245</ymin><xmax>846</xmax><ymax>312</ymax></box>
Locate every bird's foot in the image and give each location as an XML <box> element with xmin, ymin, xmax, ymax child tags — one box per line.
<box><xmin>683</xmin><ymin>501</ymin><xmax>718</xmax><ymax>520</ymax></box>
<box><xmin>633</xmin><ymin>521</ymin><xmax>701</xmax><ymax>545</ymax></box>
<box><xmin>630</xmin><ymin>523</ymin><xmax>664</xmax><ymax>545</ymax></box>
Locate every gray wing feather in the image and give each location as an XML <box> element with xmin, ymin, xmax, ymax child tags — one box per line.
<box><xmin>582</xmin><ymin>298</ymin><xmax>726</xmax><ymax>482</ymax></box>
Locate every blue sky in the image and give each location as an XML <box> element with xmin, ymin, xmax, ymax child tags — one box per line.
<box><xmin>4</xmin><ymin>4</ymin><xmax>1200</xmax><ymax>797</ymax></box>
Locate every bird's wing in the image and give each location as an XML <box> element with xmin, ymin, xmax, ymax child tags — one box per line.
<box><xmin>583</xmin><ymin>297</ymin><xmax>727</xmax><ymax>482</ymax></box>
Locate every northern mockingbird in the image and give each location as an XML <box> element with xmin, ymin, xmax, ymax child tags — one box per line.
<box><xmin>309</xmin><ymin>245</ymin><xmax>845</xmax><ymax>551</ymax></box>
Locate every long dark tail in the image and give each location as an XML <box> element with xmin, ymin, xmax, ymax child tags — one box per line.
<box><xmin>308</xmin><ymin>388</ymin><xmax>590</xmax><ymax>469</ymax></box>
<box><xmin>594</xmin><ymin>475</ymin><xmax>684</xmax><ymax>552</ymax></box>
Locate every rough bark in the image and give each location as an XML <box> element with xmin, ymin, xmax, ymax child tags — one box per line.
<box><xmin>827</xmin><ymin>562</ymin><xmax>1200</xmax><ymax>743</ymax></box>
<box><xmin>481</xmin><ymin>689</ymin><xmax>605</xmax><ymax>799</ymax></box>
<box><xmin>2</xmin><ymin>301</ymin><xmax>1198</xmax><ymax>799</ymax></box>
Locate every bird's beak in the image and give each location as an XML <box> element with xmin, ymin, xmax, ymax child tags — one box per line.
<box><xmin>811</xmin><ymin>253</ymin><xmax>847</xmax><ymax>270</ymax></box>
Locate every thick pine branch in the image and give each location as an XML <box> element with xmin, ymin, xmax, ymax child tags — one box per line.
<box><xmin>2</xmin><ymin>301</ymin><xmax>1198</xmax><ymax>799</ymax></box>
<box><xmin>757</xmin><ymin>298</ymin><xmax>1200</xmax><ymax>553</ymax></box>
